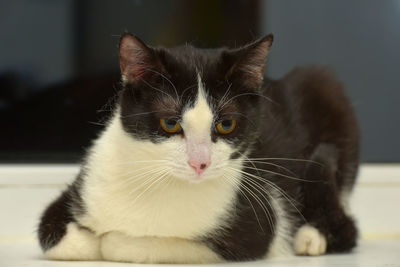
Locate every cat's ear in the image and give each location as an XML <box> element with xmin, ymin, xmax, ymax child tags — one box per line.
<box><xmin>119</xmin><ymin>33</ymin><xmax>164</xmax><ymax>84</ymax></box>
<box><xmin>225</xmin><ymin>34</ymin><xmax>273</xmax><ymax>87</ymax></box>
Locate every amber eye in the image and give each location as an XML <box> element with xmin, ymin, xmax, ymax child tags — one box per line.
<box><xmin>216</xmin><ymin>119</ymin><xmax>237</xmax><ymax>134</ymax></box>
<box><xmin>160</xmin><ymin>118</ymin><xmax>181</xmax><ymax>133</ymax></box>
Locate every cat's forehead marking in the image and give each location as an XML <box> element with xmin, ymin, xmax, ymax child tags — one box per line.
<box><xmin>181</xmin><ymin>73</ymin><xmax>214</xmax><ymax>140</ymax></box>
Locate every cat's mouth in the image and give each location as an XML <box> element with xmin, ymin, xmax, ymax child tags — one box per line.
<box><xmin>189</xmin><ymin>176</ymin><xmax>206</xmax><ymax>183</ymax></box>
<box><xmin>182</xmin><ymin>168</ymin><xmax>211</xmax><ymax>183</ymax></box>
<box><xmin>170</xmin><ymin>162</ymin><xmax>218</xmax><ymax>183</ymax></box>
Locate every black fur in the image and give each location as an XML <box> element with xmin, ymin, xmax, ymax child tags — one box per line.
<box><xmin>301</xmin><ymin>143</ymin><xmax>358</xmax><ymax>252</ymax></box>
<box><xmin>202</xmin><ymin>67</ymin><xmax>359</xmax><ymax>260</ymax></box>
<box><xmin>38</xmin><ymin>172</ymin><xmax>85</xmax><ymax>251</ymax></box>
<box><xmin>203</xmin><ymin>187</ymin><xmax>276</xmax><ymax>261</ymax></box>
<box><xmin>38</xmin><ymin>34</ymin><xmax>359</xmax><ymax>261</ymax></box>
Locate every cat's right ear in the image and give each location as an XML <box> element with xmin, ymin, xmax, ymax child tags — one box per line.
<box><xmin>224</xmin><ymin>34</ymin><xmax>273</xmax><ymax>88</ymax></box>
<box><xmin>119</xmin><ymin>33</ymin><xmax>164</xmax><ymax>84</ymax></box>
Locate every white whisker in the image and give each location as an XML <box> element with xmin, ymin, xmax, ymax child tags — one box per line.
<box><xmin>217</xmin><ymin>83</ymin><xmax>233</xmax><ymax>108</ymax></box>
<box><xmin>242</xmin><ymin>165</ymin><xmax>318</xmax><ymax>183</ymax></box>
<box><xmin>241</xmin><ymin>160</ymin><xmax>297</xmax><ymax>177</ymax></box>
<box><xmin>236</xmin><ymin>157</ymin><xmax>322</xmax><ymax>166</ymax></box>
<box><xmin>179</xmin><ymin>83</ymin><xmax>198</xmax><ymax>102</ymax></box>
<box><xmin>121</xmin><ymin>110</ymin><xmax>175</xmax><ymax>118</ymax></box>
<box><xmin>115</xmin><ymin>163</ymin><xmax>169</xmax><ymax>181</ymax></box>
<box><xmin>241</xmin><ymin>178</ymin><xmax>275</xmax><ymax>234</ymax></box>
<box><xmin>222</xmin><ymin>174</ymin><xmax>265</xmax><ymax>232</ymax></box>
<box><xmin>219</xmin><ymin>92</ymin><xmax>275</xmax><ymax>111</ymax></box>
<box><xmin>128</xmin><ymin>170</ymin><xmax>171</xmax><ymax>202</ymax></box>
<box><xmin>117</xmin><ymin>165</ymin><xmax>170</xmax><ymax>189</ymax></box>
<box><xmin>228</xmin><ymin>167</ymin><xmax>306</xmax><ymax>223</ymax></box>
<box><xmin>144</xmin><ymin>68</ymin><xmax>179</xmax><ymax>101</ymax></box>
<box><xmin>141</xmin><ymin>79</ymin><xmax>178</xmax><ymax>105</ymax></box>
<box><xmin>114</xmin><ymin>160</ymin><xmax>169</xmax><ymax>165</ymax></box>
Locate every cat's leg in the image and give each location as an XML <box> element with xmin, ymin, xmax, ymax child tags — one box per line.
<box><xmin>44</xmin><ymin>223</ymin><xmax>101</xmax><ymax>260</ymax></box>
<box><xmin>294</xmin><ymin>143</ymin><xmax>357</xmax><ymax>256</ymax></box>
<box><xmin>38</xmin><ymin>190</ymin><xmax>101</xmax><ymax>261</ymax></box>
<box><xmin>100</xmin><ymin>231</ymin><xmax>223</xmax><ymax>264</ymax></box>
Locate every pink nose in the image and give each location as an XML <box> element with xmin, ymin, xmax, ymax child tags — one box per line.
<box><xmin>188</xmin><ymin>160</ymin><xmax>210</xmax><ymax>175</ymax></box>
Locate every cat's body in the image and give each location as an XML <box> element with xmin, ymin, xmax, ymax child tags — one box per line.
<box><xmin>38</xmin><ymin>34</ymin><xmax>359</xmax><ymax>263</ymax></box>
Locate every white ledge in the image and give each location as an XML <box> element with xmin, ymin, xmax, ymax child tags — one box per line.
<box><xmin>0</xmin><ymin>163</ymin><xmax>399</xmax><ymax>186</ymax></box>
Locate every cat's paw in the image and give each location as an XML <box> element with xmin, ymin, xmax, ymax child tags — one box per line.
<box><xmin>293</xmin><ymin>224</ymin><xmax>327</xmax><ymax>256</ymax></box>
<box><xmin>45</xmin><ymin>223</ymin><xmax>101</xmax><ymax>261</ymax></box>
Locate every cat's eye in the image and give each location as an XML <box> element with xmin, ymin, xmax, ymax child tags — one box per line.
<box><xmin>216</xmin><ymin>119</ymin><xmax>237</xmax><ymax>134</ymax></box>
<box><xmin>160</xmin><ymin>118</ymin><xmax>181</xmax><ymax>133</ymax></box>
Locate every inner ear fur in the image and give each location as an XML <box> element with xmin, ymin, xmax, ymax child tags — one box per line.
<box><xmin>119</xmin><ymin>33</ymin><xmax>165</xmax><ymax>84</ymax></box>
<box><xmin>225</xmin><ymin>34</ymin><xmax>273</xmax><ymax>87</ymax></box>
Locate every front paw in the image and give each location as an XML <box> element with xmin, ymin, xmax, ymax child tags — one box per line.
<box><xmin>293</xmin><ymin>224</ymin><xmax>327</xmax><ymax>256</ymax></box>
<box><xmin>100</xmin><ymin>231</ymin><xmax>138</xmax><ymax>262</ymax></box>
<box><xmin>100</xmin><ymin>232</ymin><xmax>222</xmax><ymax>263</ymax></box>
<box><xmin>44</xmin><ymin>223</ymin><xmax>101</xmax><ymax>261</ymax></box>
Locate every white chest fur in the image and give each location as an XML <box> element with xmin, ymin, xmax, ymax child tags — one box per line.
<box><xmin>78</xmin><ymin>115</ymin><xmax>240</xmax><ymax>239</ymax></box>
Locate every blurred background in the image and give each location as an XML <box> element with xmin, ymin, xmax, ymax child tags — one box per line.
<box><xmin>0</xmin><ymin>0</ymin><xmax>399</xmax><ymax>163</ymax></box>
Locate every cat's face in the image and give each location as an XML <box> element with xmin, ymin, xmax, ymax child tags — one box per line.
<box><xmin>117</xmin><ymin>34</ymin><xmax>272</xmax><ymax>182</ymax></box>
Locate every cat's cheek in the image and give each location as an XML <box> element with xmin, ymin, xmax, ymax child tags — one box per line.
<box><xmin>163</xmin><ymin>137</ymin><xmax>196</xmax><ymax>180</ymax></box>
<box><xmin>208</xmin><ymin>140</ymin><xmax>240</xmax><ymax>175</ymax></box>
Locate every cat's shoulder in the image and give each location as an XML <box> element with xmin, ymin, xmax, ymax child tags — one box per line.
<box><xmin>281</xmin><ymin>65</ymin><xmax>345</xmax><ymax>96</ymax></box>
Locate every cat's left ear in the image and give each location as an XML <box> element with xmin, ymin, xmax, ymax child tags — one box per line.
<box><xmin>225</xmin><ymin>34</ymin><xmax>273</xmax><ymax>87</ymax></box>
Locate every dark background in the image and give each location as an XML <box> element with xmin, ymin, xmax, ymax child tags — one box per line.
<box><xmin>0</xmin><ymin>0</ymin><xmax>399</xmax><ymax>163</ymax></box>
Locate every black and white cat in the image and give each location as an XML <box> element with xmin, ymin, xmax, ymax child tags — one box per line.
<box><xmin>38</xmin><ymin>33</ymin><xmax>359</xmax><ymax>263</ymax></box>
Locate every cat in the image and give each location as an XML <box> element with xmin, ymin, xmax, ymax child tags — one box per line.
<box><xmin>38</xmin><ymin>32</ymin><xmax>359</xmax><ymax>263</ymax></box>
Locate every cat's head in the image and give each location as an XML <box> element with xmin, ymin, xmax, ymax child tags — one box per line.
<box><xmin>117</xmin><ymin>33</ymin><xmax>273</xmax><ymax>183</ymax></box>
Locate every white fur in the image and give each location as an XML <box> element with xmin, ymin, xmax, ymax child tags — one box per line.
<box><xmin>101</xmin><ymin>231</ymin><xmax>222</xmax><ymax>263</ymax></box>
<box><xmin>181</xmin><ymin>74</ymin><xmax>213</xmax><ymax>173</ymax></box>
<box><xmin>45</xmin><ymin>73</ymin><xmax>297</xmax><ymax>263</ymax></box>
<box><xmin>340</xmin><ymin>186</ymin><xmax>353</xmax><ymax>216</ymax></box>
<box><xmin>266</xmin><ymin>191</ymin><xmax>294</xmax><ymax>258</ymax></box>
<box><xmin>293</xmin><ymin>224</ymin><xmax>327</xmax><ymax>256</ymax></box>
<box><xmin>79</xmin><ymin>133</ymin><xmax>240</xmax><ymax>237</ymax></box>
<box><xmin>64</xmin><ymin>74</ymin><xmax>244</xmax><ymax>263</ymax></box>
<box><xmin>45</xmin><ymin>223</ymin><xmax>101</xmax><ymax>261</ymax></box>
<box><xmin>181</xmin><ymin>74</ymin><xmax>213</xmax><ymax>141</ymax></box>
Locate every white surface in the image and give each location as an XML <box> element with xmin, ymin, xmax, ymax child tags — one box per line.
<box><xmin>0</xmin><ymin>164</ymin><xmax>399</xmax><ymax>266</ymax></box>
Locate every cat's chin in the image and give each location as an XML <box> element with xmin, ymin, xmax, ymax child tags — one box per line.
<box><xmin>187</xmin><ymin>176</ymin><xmax>208</xmax><ymax>184</ymax></box>
<box><xmin>173</xmin><ymin>172</ymin><xmax>220</xmax><ymax>184</ymax></box>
